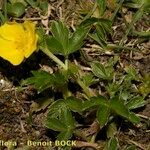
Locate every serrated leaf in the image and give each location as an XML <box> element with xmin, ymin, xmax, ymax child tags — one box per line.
<box><xmin>45</xmin><ymin>36</ymin><xmax>64</xmax><ymax>55</ymax></box>
<box><xmin>110</xmin><ymin>97</ymin><xmax>140</xmax><ymax>124</ymax></box>
<box><xmin>68</xmin><ymin>27</ymin><xmax>89</xmax><ymax>54</ymax></box>
<box><xmin>51</xmin><ymin>21</ymin><xmax>69</xmax><ymax>55</ymax></box>
<box><xmin>46</xmin><ymin>100</ymin><xmax>75</xmax><ymax>130</ymax></box>
<box><xmin>61</xmin><ymin>106</ymin><xmax>75</xmax><ymax>129</ymax></box>
<box><xmin>91</xmin><ymin>62</ymin><xmax>109</xmax><ymax>80</ymax></box>
<box><xmin>45</xmin><ymin>118</ymin><xmax>67</xmax><ymax>131</ymax></box>
<box><xmin>126</xmin><ymin>96</ymin><xmax>146</xmax><ymax>110</ymax></box>
<box><xmin>82</xmin><ymin>96</ymin><xmax>108</xmax><ymax>111</ymax></box>
<box><xmin>46</xmin><ymin>100</ymin><xmax>65</xmax><ymax>119</ymax></box>
<box><xmin>22</xmin><ymin>71</ymin><xmax>66</xmax><ymax>93</ymax></box>
<box><xmin>7</xmin><ymin>2</ymin><xmax>25</xmax><ymax>17</ymax></box>
<box><xmin>110</xmin><ymin>97</ymin><xmax>130</xmax><ymax>118</ymax></box>
<box><xmin>52</xmin><ymin>72</ymin><xmax>67</xmax><ymax>86</ymax></box>
<box><xmin>97</xmin><ymin>104</ymin><xmax>110</xmax><ymax>127</ymax></box>
<box><xmin>106</xmin><ymin>82</ymin><xmax>121</xmax><ymax>98</ymax></box>
<box><xmin>65</xmin><ymin>97</ymin><xmax>83</xmax><ymax>112</ymax></box>
<box><xmin>22</xmin><ymin>71</ymin><xmax>53</xmax><ymax>93</ymax></box>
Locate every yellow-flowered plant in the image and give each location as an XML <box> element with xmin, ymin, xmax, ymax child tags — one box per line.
<box><xmin>0</xmin><ymin>21</ymin><xmax>38</xmax><ymax>65</ymax></box>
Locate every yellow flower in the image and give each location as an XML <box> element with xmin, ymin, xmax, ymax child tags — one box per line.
<box><xmin>0</xmin><ymin>21</ymin><xmax>38</xmax><ymax>65</ymax></box>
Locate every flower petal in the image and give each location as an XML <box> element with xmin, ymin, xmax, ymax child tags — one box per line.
<box><xmin>0</xmin><ymin>37</ymin><xmax>24</xmax><ymax>65</ymax></box>
<box><xmin>0</xmin><ymin>22</ymin><xmax>25</xmax><ymax>41</ymax></box>
<box><xmin>23</xmin><ymin>21</ymin><xmax>38</xmax><ymax>58</ymax></box>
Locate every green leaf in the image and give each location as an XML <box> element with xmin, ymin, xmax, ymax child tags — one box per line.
<box><xmin>126</xmin><ymin>96</ymin><xmax>146</xmax><ymax>110</ymax></box>
<box><xmin>45</xmin><ymin>118</ymin><xmax>67</xmax><ymax>131</ymax></box>
<box><xmin>128</xmin><ymin>112</ymin><xmax>140</xmax><ymax>124</ymax></box>
<box><xmin>124</xmin><ymin>66</ymin><xmax>139</xmax><ymax>81</ymax></box>
<box><xmin>25</xmin><ymin>0</ymin><xmax>38</xmax><ymax>7</ymax></box>
<box><xmin>36</xmin><ymin>26</ymin><xmax>46</xmax><ymax>44</ymax></box>
<box><xmin>52</xmin><ymin>72</ymin><xmax>67</xmax><ymax>86</ymax></box>
<box><xmin>106</xmin><ymin>82</ymin><xmax>121</xmax><ymax>98</ymax></box>
<box><xmin>68</xmin><ymin>26</ymin><xmax>89</xmax><ymax>54</ymax></box>
<box><xmin>90</xmin><ymin>18</ymin><xmax>112</xmax><ymax>47</ymax></box>
<box><xmin>96</xmin><ymin>0</ymin><xmax>106</xmax><ymax>16</ymax></box>
<box><xmin>65</xmin><ymin>97</ymin><xmax>83</xmax><ymax>113</ymax></box>
<box><xmin>89</xmin><ymin>33</ymin><xmax>107</xmax><ymax>47</ymax></box>
<box><xmin>46</xmin><ymin>100</ymin><xmax>64</xmax><ymax>118</ymax></box>
<box><xmin>110</xmin><ymin>97</ymin><xmax>140</xmax><ymax>124</ymax></box>
<box><xmin>22</xmin><ymin>71</ymin><xmax>53</xmax><ymax>93</ymax></box>
<box><xmin>97</xmin><ymin>105</ymin><xmax>110</xmax><ymax>127</ymax></box>
<box><xmin>81</xmin><ymin>73</ymin><xmax>95</xmax><ymax>87</ymax></box>
<box><xmin>91</xmin><ymin>62</ymin><xmax>107</xmax><ymax>79</ymax></box>
<box><xmin>39</xmin><ymin>1</ymin><xmax>48</xmax><ymax>13</ymax></box>
<box><xmin>139</xmin><ymin>73</ymin><xmax>150</xmax><ymax>97</ymax></box>
<box><xmin>67</xmin><ymin>63</ymin><xmax>79</xmax><ymax>77</ymax></box>
<box><xmin>48</xmin><ymin>21</ymin><xmax>88</xmax><ymax>56</ymax></box>
<box><xmin>61</xmin><ymin>106</ymin><xmax>75</xmax><ymax>129</ymax></box>
<box><xmin>91</xmin><ymin>62</ymin><xmax>113</xmax><ymax>80</ymax></box>
<box><xmin>46</xmin><ymin>100</ymin><xmax>75</xmax><ymax>130</ymax></box>
<box><xmin>7</xmin><ymin>2</ymin><xmax>25</xmax><ymax>17</ymax></box>
<box><xmin>57</xmin><ymin>130</ymin><xmax>73</xmax><ymax>141</ymax></box>
<box><xmin>82</xmin><ymin>96</ymin><xmax>108</xmax><ymax>111</ymax></box>
<box><xmin>22</xmin><ymin>71</ymin><xmax>66</xmax><ymax>93</ymax></box>
<box><xmin>110</xmin><ymin>97</ymin><xmax>130</xmax><ymax>118</ymax></box>
<box><xmin>80</xmin><ymin>17</ymin><xmax>112</xmax><ymax>47</ymax></box>
<box><xmin>96</xmin><ymin>26</ymin><xmax>107</xmax><ymax>44</ymax></box>
<box><xmin>51</xmin><ymin>21</ymin><xmax>69</xmax><ymax>55</ymax></box>
<box><xmin>107</xmin><ymin>56</ymin><xmax>120</xmax><ymax>67</ymax></box>
<box><xmin>107</xmin><ymin>137</ymin><xmax>118</xmax><ymax>150</ymax></box>
<box><xmin>45</xmin><ymin>36</ymin><xmax>64</xmax><ymax>55</ymax></box>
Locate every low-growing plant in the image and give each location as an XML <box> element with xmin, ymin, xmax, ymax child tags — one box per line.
<box><xmin>0</xmin><ymin>0</ymin><xmax>149</xmax><ymax>149</ymax></box>
<box><xmin>21</xmin><ymin>20</ymin><xmax>147</xmax><ymax>149</ymax></box>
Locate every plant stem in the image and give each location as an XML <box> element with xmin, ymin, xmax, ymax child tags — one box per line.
<box><xmin>77</xmin><ymin>78</ymin><xmax>95</xmax><ymax>98</ymax></box>
<box><xmin>41</xmin><ymin>47</ymin><xmax>68</xmax><ymax>70</ymax></box>
<box><xmin>65</xmin><ymin>58</ymin><xmax>69</xmax><ymax>69</ymax></box>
